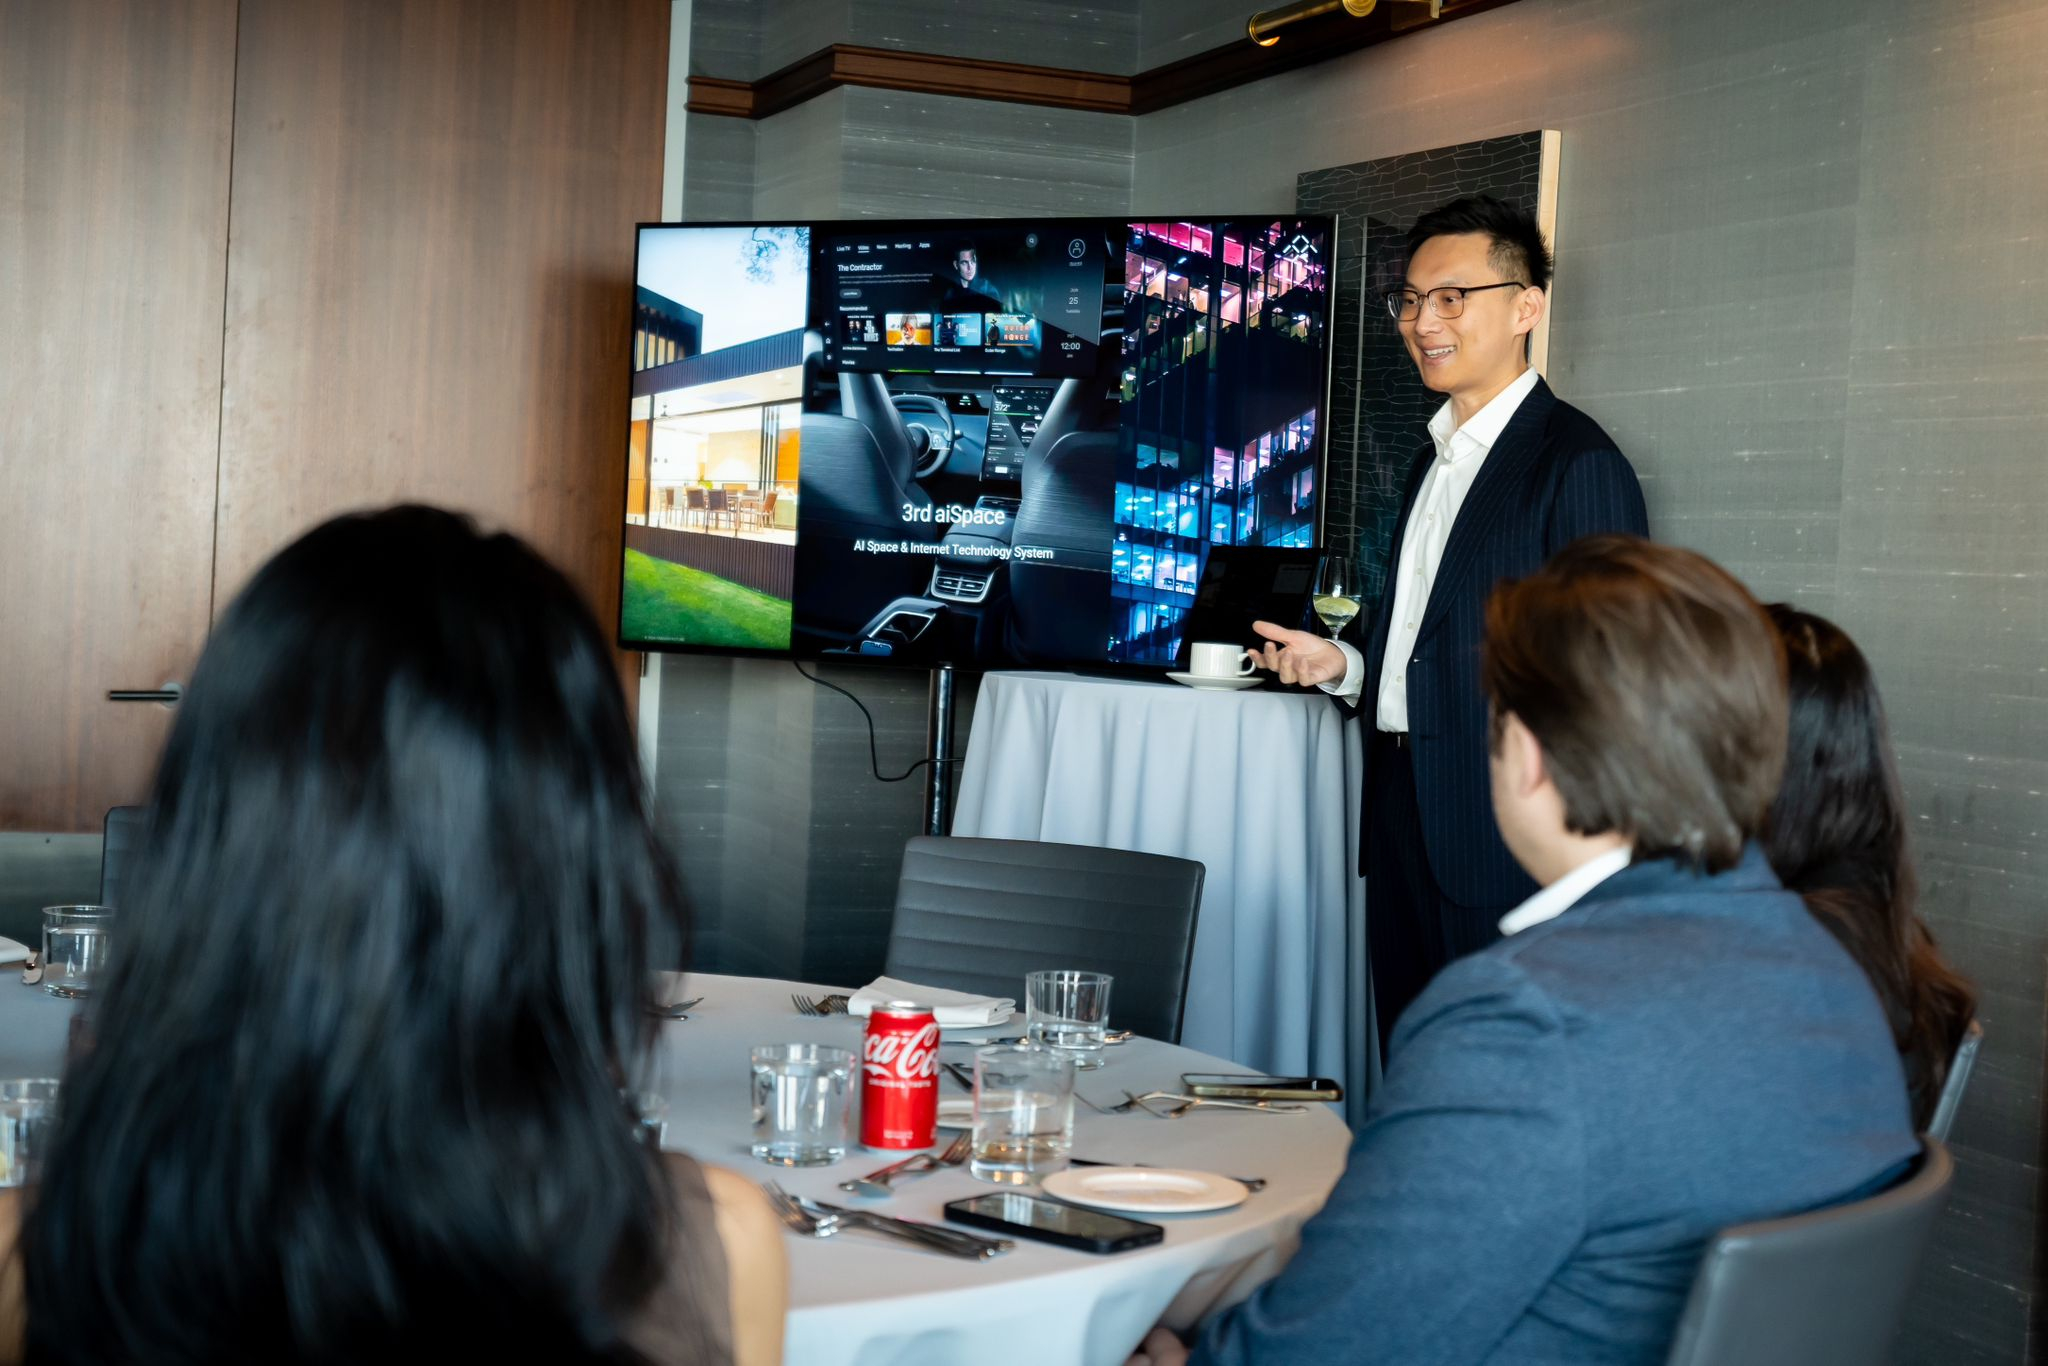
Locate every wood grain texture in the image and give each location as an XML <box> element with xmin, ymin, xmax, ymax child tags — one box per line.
<box><xmin>0</xmin><ymin>0</ymin><xmax>238</xmax><ymax>831</ymax></box>
<box><xmin>213</xmin><ymin>0</ymin><xmax>669</xmax><ymax>640</ymax></box>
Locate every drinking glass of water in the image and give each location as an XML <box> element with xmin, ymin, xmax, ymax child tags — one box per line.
<box><xmin>750</xmin><ymin>1043</ymin><xmax>854</xmax><ymax>1166</ymax></box>
<box><xmin>1313</xmin><ymin>557</ymin><xmax>1360</xmax><ymax>637</ymax></box>
<box><xmin>40</xmin><ymin>905</ymin><xmax>115</xmax><ymax>998</ymax></box>
<box><xmin>970</xmin><ymin>1044</ymin><xmax>1074</xmax><ymax>1185</ymax></box>
<box><xmin>1025</xmin><ymin>969</ymin><xmax>1113</xmax><ymax>1070</ymax></box>
<box><xmin>0</xmin><ymin>1079</ymin><xmax>60</xmax><ymax>1188</ymax></box>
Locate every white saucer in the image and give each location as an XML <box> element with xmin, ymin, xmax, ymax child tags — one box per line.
<box><xmin>1040</xmin><ymin>1166</ymin><xmax>1249</xmax><ymax>1214</ymax></box>
<box><xmin>936</xmin><ymin>1098</ymin><xmax>976</xmax><ymax>1129</ymax></box>
<box><xmin>0</xmin><ymin>936</ymin><xmax>30</xmax><ymax>967</ymax></box>
<box><xmin>1164</xmin><ymin>672</ymin><xmax>1262</xmax><ymax>692</ymax></box>
<box><xmin>940</xmin><ymin>1009</ymin><xmax>1020</xmax><ymax>1037</ymax></box>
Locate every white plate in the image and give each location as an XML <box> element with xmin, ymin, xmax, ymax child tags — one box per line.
<box><xmin>939</xmin><ymin>1010</ymin><xmax>1020</xmax><ymax>1037</ymax></box>
<box><xmin>1164</xmin><ymin>672</ymin><xmax>1261</xmax><ymax>692</ymax></box>
<box><xmin>1040</xmin><ymin>1166</ymin><xmax>1249</xmax><ymax>1214</ymax></box>
<box><xmin>936</xmin><ymin>1098</ymin><xmax>976</xmax><ymax>1129</ymax></box>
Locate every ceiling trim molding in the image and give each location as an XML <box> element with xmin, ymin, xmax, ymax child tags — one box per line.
<box><xmin>684</xmin><ymin>1</ymin><xmax>1519</xmax><ymax>121</ymax></box>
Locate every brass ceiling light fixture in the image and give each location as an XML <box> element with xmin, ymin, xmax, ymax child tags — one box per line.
<box><xmin>1246</xmin><ymin>0</ymin><xmax>1442</xmax><ymax>46</ymax></box>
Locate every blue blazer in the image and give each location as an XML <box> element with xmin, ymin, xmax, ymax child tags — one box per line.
<box><xmin>1352</xmin><ymin>377</ymin><xmax>1648</xmax><ymax>906</ymax></box>
<box><xmin>1191</xmin><ymin>848</ymin><xmax>1920</xmax><ymax>1366</ymax></box>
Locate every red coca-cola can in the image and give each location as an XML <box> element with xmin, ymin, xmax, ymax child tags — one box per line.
<box><xmin>860</xmin><ymin>1001</ymin><xmax>939</xmax><ymax>1150</ymax></box>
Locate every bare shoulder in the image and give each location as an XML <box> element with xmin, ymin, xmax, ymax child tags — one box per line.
<box><xmin>692</xmin><ymin>1160</ymin><xmax>787</xmax><ymax>1366</ymax></box>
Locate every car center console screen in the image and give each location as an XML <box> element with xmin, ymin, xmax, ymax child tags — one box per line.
<box><xmin>817</xmin><ymin>227</ymin><xmax>1108</xmax><ymax>377</ymax></box>
<box><xmin>986</xmin><ymin>385</ymin><xmax>1053</xmax><ymax>480</ymax></box>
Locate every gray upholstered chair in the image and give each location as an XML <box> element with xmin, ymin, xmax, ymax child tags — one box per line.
<box><xmin>1663</xmin><ymin>1138</ymin><xmax>1954</xmax><ymax>1366</ymax></box>
<box><xmin>882</xmin><ymin>836</ymin><xmax>1205</xmax><ymax>1044</ymax></box>
<box><xmin>1925</xmin><ymin>1019</ymin><xmax>1983</xmax><ymax>1142</ymax></box>
<box><xmin>100</xmin><ymin>805</ymin><xmax>147</xmax><ymax>910</ymax></box>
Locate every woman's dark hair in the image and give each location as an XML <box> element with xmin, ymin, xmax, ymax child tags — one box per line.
<box><xmin>1762</xmin><ymin>604</ymin><xmax>1976</xmax><ymax>1130</ymax></box>
<box><xmin>21</xmin><ymin>506</ymin><xmax>714</xmax><ymax>1364</ymax></box>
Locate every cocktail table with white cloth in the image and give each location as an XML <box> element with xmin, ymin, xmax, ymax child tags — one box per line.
<box><xmin>952</xmin><ymin>670</ymin><xmax>1377</xmax><ymax>1118</ymax></box>
<box><xmin>0</xmin><ymin>969</ymin><xmax>1351</xmax><ymax>1366</ymax></box>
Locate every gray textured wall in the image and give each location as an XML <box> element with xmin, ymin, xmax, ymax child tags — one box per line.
<box><xmin>667</xmin><ymin>0</ymin><xmax>2044</xmax><ymax>1356</ymax></box>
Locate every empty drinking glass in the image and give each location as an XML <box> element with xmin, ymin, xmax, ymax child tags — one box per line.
<box><xmin>0</xmin><ymin>1079</ymin><xmax>60</xmax><ymax>1188</ymax></box>
<box><xmin>1025</xmin><ymin>969</ymin><xmax>1113</xmax><ymax>1070</ymax></box>
<box><xmin>970</xmin><ymin>1044</ymin><xmax>1075</xmax><ymax>1185</ymax></box>
<box><xmin>41</xmin><ymin>905</ymin><xmax>115</xmax><ymax>998</ymax></box>
<box><xmin>750</xmin><ymin>1043</ymin><xmax>854</xmax><ymax>1166</ymax></box>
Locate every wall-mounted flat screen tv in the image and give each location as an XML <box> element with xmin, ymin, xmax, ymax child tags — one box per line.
<box><xmin>620</xmin><ymin>215</ymin><xmax>1335</xmax><ymax>670</ymax></box>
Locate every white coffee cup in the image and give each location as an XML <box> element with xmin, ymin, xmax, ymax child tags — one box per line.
<box><xmin>1187</xmin><ymin>641</ymin><xmax>1256</xmax><ymax>678</ymax></box>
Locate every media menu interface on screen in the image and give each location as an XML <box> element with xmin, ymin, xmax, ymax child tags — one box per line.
<box><xmin>621</xmin><ymin>216</ymin><xmax>1333</xmax><ymax>670</ymax></box>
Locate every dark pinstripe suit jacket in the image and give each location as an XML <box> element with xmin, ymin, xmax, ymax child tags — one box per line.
<box><xmin>1351</xmin><ymin>377</ymin><xmax>1648</xmax><ymax>908</ymax></box>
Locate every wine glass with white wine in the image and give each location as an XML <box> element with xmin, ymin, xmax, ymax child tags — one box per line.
<box><xmin>1313</xmin><ymin>557</ymin><xmax>1361</xmax><ymax>638</ymax></box>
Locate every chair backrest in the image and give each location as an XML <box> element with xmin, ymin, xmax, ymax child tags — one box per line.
<box><xmin>1925</xmin><ymin>1018</ymin><xmax>1983</xmax><ymax>1142</ymax></box>
<box><xmin>883</xmin><ymin>836</ymin><xmax>1204</xmax><ymax>1044</ymax></box>
<box><xmin>686</xmin><ymin>487</ymin><xmax>707</xmax><ymax>509</ymax></box>
<box><xmin>1663</xmin><ymin>1138</ymin><xmax>1954</xmax><ymax>1366</ymax></box>
<box><xmin>100</xmin><ymin>805</ymin><xmax>147</xmax><ymax>909</ymax></box>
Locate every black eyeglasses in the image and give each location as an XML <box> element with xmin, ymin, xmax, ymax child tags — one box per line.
<box><xmin>1382</xmin><ymin>281</ymin><xmax>1526</xmax><ymax>321</ymax></box>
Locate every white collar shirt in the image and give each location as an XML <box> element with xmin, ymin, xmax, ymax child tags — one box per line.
<box><xmin>1497</xmin><ymin>845</ymin><xmax>1633</xmax><ymax>936</ymax></box>
<box><xmin>1370</xmin><ymin>366</ymin><xmax>1541</xmax><ymax>730</ymax></box>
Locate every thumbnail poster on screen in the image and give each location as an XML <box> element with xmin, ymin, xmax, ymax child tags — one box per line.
<box><xmin>620</xmin><ymin>216</ymin><xmax>1332</xmax><ymax>670</ymax></box>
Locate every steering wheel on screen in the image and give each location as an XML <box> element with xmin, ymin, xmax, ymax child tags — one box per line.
<box><xmin>891</xmin><ymin>392</ymin><xmax>956</xmax><ymax>478</ymax></box>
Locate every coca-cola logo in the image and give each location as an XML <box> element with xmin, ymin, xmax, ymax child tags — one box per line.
<box><xmin>863</xmin><ymin>1021</ymin><xmax>939</xmax><ymax>1082</ymax></box>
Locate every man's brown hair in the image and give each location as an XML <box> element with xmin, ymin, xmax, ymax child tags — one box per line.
<box><xmin>1482</xmin><ymin>535</ymin><xmax>1788</xmax><ymax>872</ymax></box>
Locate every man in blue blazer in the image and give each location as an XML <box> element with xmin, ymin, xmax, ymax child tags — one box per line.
<box><xmin>1133</xmin><ymin>537</ymin><xmax>1919</xmax><ymax>1366</ymax></box>
<box><xmin>1253</xmin><ymin>195</ymin><xmax>1648</xmax><ymax>1052</ymax></box>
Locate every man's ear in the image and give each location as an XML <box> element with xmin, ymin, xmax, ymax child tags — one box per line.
<box><xmin>1513</xmin><ymin>286</ymin><xmax>1546</xmax><ymax>340</ymax></box>
<box><xmin>1502</xmin><ymin>710</ymin><xmax>1549</xmax><ymax>799</ymax></box>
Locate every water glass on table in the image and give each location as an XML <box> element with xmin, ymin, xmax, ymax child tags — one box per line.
<box><xmin>0</xmin><ymin>1079</ymin><xmax>60</xmax><ymax>1188</ymax></box>
<box><xmin>750</xmin><ymin>1043</ymin><xmax>854</xmax><ymax>1167</ymax></box>
<box><xmin>1025</xmin><ymin>969</ymin><xmax>1113</xmax><ymax>1070</ymax></box>
<box><xmin>970</xmin><ymin>1044</ymin><xmax>1075</xmax><ymax>1185</ymax></box>
<box><xmin>41</xmin><ymin>905</ymin><xmax>115</xmax><ymax>998</ymax></box>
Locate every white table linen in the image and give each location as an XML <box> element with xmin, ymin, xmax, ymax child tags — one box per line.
<box><xmin>0</xmin><ymin>969</ymin><xmax>1353</xmax><ymax>1366</ymax></box>
<box><xmin>951</xmin><ymin>671</ymin><xmax>1377</xmax><ymax>1120</ymax></box>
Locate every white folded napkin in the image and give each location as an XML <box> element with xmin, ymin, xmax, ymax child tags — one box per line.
<box><xmin>0</xmin><ymin>936</ymin><xmax>31</xmax><ymax>966</ymax></box>
<box><xmin>848</xmin><ymin>976</ymin><xmax>1015</xmax><ymax>1027</ymax></box>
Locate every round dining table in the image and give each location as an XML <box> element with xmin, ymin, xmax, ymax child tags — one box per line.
<box><xmin>0</xmin><ymin>967</ymin><xmax>1352</xmax><ymax>1366</ymax></box>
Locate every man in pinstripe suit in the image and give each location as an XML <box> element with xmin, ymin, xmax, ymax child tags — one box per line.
<box><xmin>1251</xmin><ymin>195</ymin><xmax>1648</xmax><ymax>1056</ymax></box>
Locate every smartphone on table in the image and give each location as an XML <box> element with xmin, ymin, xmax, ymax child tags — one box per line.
<box><xmin>1179</xmin><ymin>1074</ymin><xmax>1343</xmax><ymax>1102</ymax></box>
<box><xmin>944</xmin><ymin>1192</ymin><xmax>1164</xmax><ymax>1254</ymax></box>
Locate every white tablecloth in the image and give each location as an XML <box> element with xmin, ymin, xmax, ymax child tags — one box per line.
<box><xmin>1</xmin><ymin>969</ymin><xmax>1353</xmax><ymax>1366</ymax></box>
<box><xmin>952</xmin><ymin>671</ymin><xmax>1377</xmax><ymax>1120</ymax></box>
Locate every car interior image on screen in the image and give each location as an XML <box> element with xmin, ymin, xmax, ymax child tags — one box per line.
<box><xmin>620</xmin><ymin>216</ymin><xmax>1333</xmax><ymax>671</ymax></box>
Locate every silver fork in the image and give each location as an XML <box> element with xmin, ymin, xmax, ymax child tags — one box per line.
<box><xmin>762</xmin><ymin>1182</ymin><xmax>1008</xmax><ymax>1259</ymax></box>
<box><xmin>790</xmin><ymin>992</ymin><xmax>852</xmax><ymax>1016</ymax></box>
<box><xmin>838</xmin><ymin>1131</ymin><xmax>972</xmax><ymax>1198</ymax></box>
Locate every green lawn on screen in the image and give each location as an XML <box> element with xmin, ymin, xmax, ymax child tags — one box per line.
<box><xmin>622</xmin><ymin>549</ymin><xmax>791</xmax><ymax>650</ymax></box>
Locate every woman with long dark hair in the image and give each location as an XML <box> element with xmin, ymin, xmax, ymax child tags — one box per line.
<box><xmin>1763</xmin><ymin>603</ymin><xmax>1976</xmax><ymax>1131</ymax></box>
<box><xmin>1</xmin><ymin>506</ymin><xmax>783</xmax><ymax>1365</ymax></box>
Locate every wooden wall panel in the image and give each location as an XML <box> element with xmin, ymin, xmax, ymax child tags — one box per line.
<box><xmin>0</xmin><ymin>0</ymin><xmax>238</xmax><ymax>831</ymax></box>
<box><xmin>214</xmin><ymin>0</ymin><xmax>670</xmax><ymax>631</ymax></box>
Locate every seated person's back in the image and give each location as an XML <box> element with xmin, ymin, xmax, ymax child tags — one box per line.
<box><xmin>0</xmin><ymin>506</ymin><xmax>784</xmax><ymax>1366</ymax></box>
<box><xmin>1187</xmin><ymin>537</ymin><xmax>1918</xmax><ymax>1366</ymax></box>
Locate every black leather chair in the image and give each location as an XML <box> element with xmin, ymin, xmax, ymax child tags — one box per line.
<box><xmin>100</xmin><ymin>805</ymin><xmax>147</xmax><ymax>909</ymax></box>
<box><xmin>882</xmin><ymin>836</ymin><xmax>1204</xmax><ymax>1044</ymax></box>
<box><xmin>1663</xmin><ymin>1138</ymin><xmax>1954</xmax><ymax>1366</ymax></box>
<box><xmin>1926</xmin><ymin>1018</ymin><xmax>1983</xmax><ymax>1142</ymax></box>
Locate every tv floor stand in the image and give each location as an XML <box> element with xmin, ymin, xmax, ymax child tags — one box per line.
<box><xmin>924</xmin><ymin>664</ymin><xmax>956</xmax><ymax>837</ymax></box>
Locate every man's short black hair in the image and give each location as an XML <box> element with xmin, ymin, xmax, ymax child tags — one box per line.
<box><xmin>1406</xmin><ymin>194</ymin><xmax>1553</xmax><ymax>294</ymax></box>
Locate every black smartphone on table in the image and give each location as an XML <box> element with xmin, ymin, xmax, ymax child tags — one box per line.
<box><xmin>944</xmin><ymin>1192</ymin><xmax>1164</xmax><ymax>1254</ymax></box>
<box><xmin>1179</xmin><ymin>1073</ymin><xmax>1343</xmax><ymax>1101</ymax></box>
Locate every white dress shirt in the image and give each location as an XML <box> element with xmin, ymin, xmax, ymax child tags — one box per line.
<box><xmin>1324</xmin><ymin>366</ymin><xmax>1542</xmax><ymax>727</ymax></box>
<box><xmin>1496</xmin><ymin>845</ymin><xmax>1633</xmax><ymax>936</ymax></box>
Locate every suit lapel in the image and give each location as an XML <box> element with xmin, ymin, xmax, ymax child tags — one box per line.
<box><xmin>1415</xmin><ymin>377</ymin><xmax>1555</xmax><ymax>642</ymax></box>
